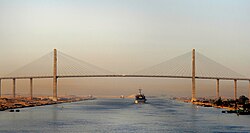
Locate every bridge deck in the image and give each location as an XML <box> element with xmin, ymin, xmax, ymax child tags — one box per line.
<box><xmin>0</xmin><ymin>75</ymin><xmax>249</xmax><ymax>81</ymax></box>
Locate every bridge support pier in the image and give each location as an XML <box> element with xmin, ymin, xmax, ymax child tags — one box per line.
<box><xmin>13</xmin><ymin>79</ymin><xmax>16</xmax><ymax>98</ymax></box>
<box><xmin>249</xmin><ymin>80</ymin><xmax>250</xmax><ymax>102</ymax></box>
<box><xmin>216</xmin><ymin>79</ymin><xmax>220</xmax><ymax>99</ymax></box>
<box><xmin>0</xmin><ymin>79</ymin><xmax>1</xmax><ymax>98</ymax></box>
<box><xmin>191</xmin><ymin>49</ymin><xmax>196</xmax><ymax>102</ymax></box>
<box><xmin>53</xmin><ymin>49</ymin><xmax>58</xmax><ymax>101</ymax></box>
<box><xmin>234</xmin><ymin>79</ymin><xmax>237</xmax><ymax>100</ymax></box>
<box><xmin>30</xmin><ymin>78</ymin><xmax>33</xmax><ymax>100</ymax></box>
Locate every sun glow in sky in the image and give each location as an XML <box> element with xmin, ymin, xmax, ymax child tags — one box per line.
<box><xmin>0</xmin><ymin>0</ymin><xmax>249</xmax><ymax>97</ymax></box>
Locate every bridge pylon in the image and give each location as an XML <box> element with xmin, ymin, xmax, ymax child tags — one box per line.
<box><xmin>53</xmin><ymin>49</ymin><xmax>58</xmax><ymax>101</ymax></box>
<box><xmin>191</xmin><ymin>49</ymin><xmax>196</xmax><ymax>102</ymax></box>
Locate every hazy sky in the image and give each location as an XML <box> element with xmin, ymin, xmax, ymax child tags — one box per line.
<box><xmin>0</xmin><ymin>0</ymin><xmax>249</xmax><ymax>97</ymax></box>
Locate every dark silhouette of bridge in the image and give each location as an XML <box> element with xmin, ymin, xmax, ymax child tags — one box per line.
<box><xmin>0</xmin><ymin>49</ymin><xmax>249</xmax><ymax>101</ymax></box>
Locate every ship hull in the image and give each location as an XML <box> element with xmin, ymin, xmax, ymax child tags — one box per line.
<box><xmin>134</xmin><ymin>99</ymin><xmax>147</xmax><ymax>104</ymax></box>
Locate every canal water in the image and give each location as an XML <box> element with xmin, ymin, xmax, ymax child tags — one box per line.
<box><xmin>0</xmin><ymin>98</ymin><xmax>250</xmax><ymax>133</ymax></box>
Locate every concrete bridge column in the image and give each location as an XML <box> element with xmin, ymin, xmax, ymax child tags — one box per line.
<box><xmin>0</xmin><ymin>79</ymin><xmax>1</xmax><ymax>98</ymax></box>
<box><xmin>0</xmin><ymin>79</ymin><xmax>2</xmax><ymax>98</ymax></box>
<box><xmin>13</xmin><ymin>79</ymin><xmax>16</xmax><ymax>98</ymax></box>
<box><xmin>234</xmin><ymin>79</ymin><xmax>237</xmax><ymax>100</ymax></box>
<box><xmin>53</xmin><ymin>49</ymin><xmax>58</xmax><ymax>101</ymax></box>
<box><xmin>249</xmin><ymin>80</ymin><xmax>250</xmax><ymax>102</ymax></box>
<box><xmin>216</xmin><ymin>79</ymin><xmax>220</xmax><ymax>99</ymax></box>
<box><xmin>30</xmin><ymin>78</ymin><xmax>33</xmax><ymax>100</ymax></box>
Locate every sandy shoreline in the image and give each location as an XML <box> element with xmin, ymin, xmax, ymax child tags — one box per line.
<box><xmin>175</xmin><ymin>98</ymin><xmax>237</xmax><ymax>111</ymax></box>
<box><xmin>0</xmin><ymin>96</ymin><xmax>91</xmax><ymax>112</ymax></box>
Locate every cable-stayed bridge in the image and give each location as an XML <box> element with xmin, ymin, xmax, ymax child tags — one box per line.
<box><xmin>0</xmin><ymin>49</ymin><xmax>249</xmax><ymax>101</ymax></box>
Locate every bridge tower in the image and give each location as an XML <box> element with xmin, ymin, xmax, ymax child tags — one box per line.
<box><xmin>53</xmin><ymin>49</ymin><xmax>58</xmax><ymax>101</ymax></box>
<box><xmin>191</xmin><ymin>49</ymin><xmax>196</xmax><ymax>102</ymax></box>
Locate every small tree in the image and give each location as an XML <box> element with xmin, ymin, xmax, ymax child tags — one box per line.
<box><xmin>238</xmin><ymin>95</ymin><xmax>249</xmax><ymax>105</ymax></box>
<box><xmin>214</xmin><ymin>97</ymin><xmax>223</xmax><ymax>106</ymax></box>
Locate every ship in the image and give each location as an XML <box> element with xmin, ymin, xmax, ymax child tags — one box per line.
<box><xmin>120</xmin><ymin>95</ymin><xmax>125</xmax><ymax>99</ymax></box>
<box><xmin>134</xmin><ymin>89</ymin><xmax>147</xmax><ymax>104</ymax></box>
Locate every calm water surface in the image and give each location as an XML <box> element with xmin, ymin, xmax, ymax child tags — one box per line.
<box><xmin>0</xmin><ymin>98</ymin><xmax>250</xmax><ymax>133</ymax></box>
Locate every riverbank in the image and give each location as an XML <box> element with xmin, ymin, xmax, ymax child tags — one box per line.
<box><xmin>174</xmin><ymin>96</ymin><xmax>250</xmax><ymax>115</ymax></box>
<box><xmin>192</xmin><ymin>101</ymin><xmax>236</xmax><ymax>110</ymax></box>
<box><xmin>0</xmin><ymin>96</ymin><xmax>92</xmax><ymax>111</ymax></box>
<box><xmin>173</xmin><ymin>97</ymin><xmax>237</xmax><ymax>111</ymax></box>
